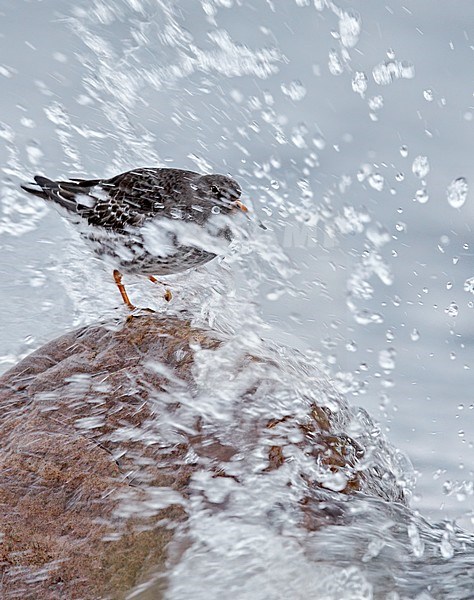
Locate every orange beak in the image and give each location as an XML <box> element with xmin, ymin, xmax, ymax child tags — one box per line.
<box><xmin>234</xmin><ymin>200</ymin><xmax>248</xmax><ymax>213</ymax></box>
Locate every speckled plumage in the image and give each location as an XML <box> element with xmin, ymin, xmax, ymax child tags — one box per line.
<box><xmin>21</xmin><ymin>167</ymin><xmax>245</xmax><ymax>276</ymax></box>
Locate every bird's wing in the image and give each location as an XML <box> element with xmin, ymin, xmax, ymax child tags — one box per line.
<box><xmin>77</xmin><ymin>169</ymin><xmax>167</xmax><ymax>230</ymax></box>
<box><xmin>24</xmin><ymin>169</ymin><xmax>171</xmax><ymax>232</ymax></box>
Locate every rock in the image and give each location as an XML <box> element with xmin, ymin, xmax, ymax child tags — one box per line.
<box><xmin>0</xmin><ymin>313</ymin><xmax>407</xmax><ymax>598</ymax></box>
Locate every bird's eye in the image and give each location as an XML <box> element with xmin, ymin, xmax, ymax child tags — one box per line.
<box><xmin>211</xmin><ymin>185</ymin><xmax>219</xmax><ymax>195</ymax></box>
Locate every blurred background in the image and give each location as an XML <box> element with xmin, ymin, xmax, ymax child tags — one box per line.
<box><xmin>1</xmin><ymin>0</ymin><xmax>473</xmax><ymax>529</ymax></box>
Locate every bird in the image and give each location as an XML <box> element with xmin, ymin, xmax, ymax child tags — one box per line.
<box><xmin>21</xmin><ymin>167</ymin><xmax>248</xmax><ymax>309</ymax></box>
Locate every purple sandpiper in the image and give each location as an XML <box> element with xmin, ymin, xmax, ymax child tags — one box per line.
<box><xmin>21</xmin><ymin>167</ymin><xmax>248</xmax><ymax>309</ymax></box>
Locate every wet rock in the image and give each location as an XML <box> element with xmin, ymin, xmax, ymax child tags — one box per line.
<box><xmin>0</xmin><ymin>313</ymin><xmax>407</xmax><ymax>598</ymax></box>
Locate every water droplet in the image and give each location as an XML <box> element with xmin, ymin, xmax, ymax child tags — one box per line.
<box><xmin>356</xmin><ymin>163</ymin><xmax>372</xmax><ymax>182</ymax></box>
<box><xmin>270</xmin><ymin>156</ymin><xmax>281</xmax><ymax>169</ymax></box>
<box><xmin>266</xmin><ymin>289</ymin><xmax>285</xmax><ymax>301</ymax></box>
<box><xmin>281</xmin><ymin>80</ymin><xmax>307</xmax><ymax>101</ymax></box>
<box><xmin>395</xmin><ymin>222</ymin><xmax>406</xmax><ymax>232</ymax></box>
<box><xmin>410</xmin><ymin>329</ymin><xmax>420</xmax><ymax>341</ymax></box>
<box><xmin>339</xmin><ymin>11</ymin><xmax>361</xmax><ymax>48</ymax></box>
<box><xmin>20</xmin><ymin>117</ymin><xmax>36</xmax><ymax>128</ymax></box>
<box><xmin>453</xmin><ymin>256</ymin><xmax>459</xmax><ymax>265</ymax></box>
<box><xmin>0</xmin><ymin>64</ymin><xmax>15</xmax><ymax>78</ymax></box>
<box><xmin>415</xmin><ymin>188</ymin><xmax>429</xmax><ymax>204</ymax></box>
<box><xmin>440</xmin><ymin>535</ymin><xmax>454</xmax><ymax>560</ymax></box>
<box><xmin>274</xmin><ymin>131</ymin><xmax>287</xmax><ymax>145</ymax></box>
<box><xmin>446</xmin><ymin>177</ymin><xmax>468</xmax><ymax>208</ymax></box>
<box><xmin>26</xmin><ymin>143</ymin><xmax>43</xmax><ymax>165</ymax></box>
<box><xmin>368</xmin><ymin>173</ymin><xmax>384</xmax><ymax>191</ymax></box>
<box><xmin>445</xmin><ymin>302</ymin><xmax>459</xmax><ymax>317</ymax></box>
<box><xmin>372</xmin><ymin>60</ymin><xmax>415</xmax><ymax>85</ymax></box>
<box><xmin>395</xmin><ymin>172</ymin><xmax>404</xmax><ymax>182</ymax></box>
<box><xmin>270</xmin><ymin>180</ymin><xmax>280</xmax><ymax>189</ymax></box>
<box><xmin>423</xmin><ymin>89</ymin><xmax>434</xmax><ymax>101</ymax></box>
<box><xmin>412</xmin><ymin>155</ymin><xmax>430</xmax><ymax>179</ymax></box>
<box><xmin>408</xmin><ymin>523</ymin><xmax>425</xmax><ymax>558</ymax></box>
<box><xmin>312</xmin><ymin>134</ymin><xmax>326</xmax><ymax>150</ymax></box>
<box><xmin>53</xmin><ymin>51</ymin><xmax>68</xmax><ymax>63</ymax></box>
<box><xmin>328</xmin><ymin>50</ymin><xmax>344</xmax><ymax>76</ymax></box>
<box><xmin>379</xmin><ymin>348</ymin><xmax>396</xmax><ymax>370</ymax></box>
<box><xmin>352</xmin><ymin>309</ymin><xmax>383</xmax><ymax>325</ymax></box>
<box><xmin>400</xmin><ymin>145</ymin><xmax>408</xmax><ymax>158</ymax></box>
<box><xmin>351</xmin><ymin>71</ymin><xmax>367</xmax><ymax>97</ymax></box>
<box><xmin>29</xmin><ymin>274</ymin><xmax>45</xmax><ymax>288</ymax></box>
<box><xmin>291</xmin><ymin>132</ymin><xmax>306</xmax><ymax>148</ymax></box>
<box><xmin>446</xmin><ymin>281</ymin><xmax>453</xmax><ymax>290</ymax></box>
<box><xmin>346</xmin><ymin>340</ymin><xmax>357</xmax><ymax>352</ymax></box>
<box><xmin>368</xmin><ymin>95</ymin><xmax>384</xmax><ymax>111</ymax></box>
<box><xmin>464</xmin><ymin>277</ymin><xmax>474</xmax><ymax>294</ymax></box>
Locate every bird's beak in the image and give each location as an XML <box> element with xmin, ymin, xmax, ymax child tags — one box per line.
<box><xmin>233</xmin><ymin>200</ymin><xmax>248</xmax><ymax>213</ymax></box>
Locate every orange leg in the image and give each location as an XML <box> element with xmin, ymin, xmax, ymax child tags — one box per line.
<box><xmin>113</xmin><ymin>270</ymin><xmax>136</xmax><ymax>310</ymax></box>
<box><xmin>148</xmin><ymin>276</ymin><xmax>172</xmax><ymax>302</ymax></box>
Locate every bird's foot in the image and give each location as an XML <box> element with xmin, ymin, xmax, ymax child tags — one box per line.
<box><xmin>149</xmin><ymin>276</ymin><xmax>172</xmax><ymax>302</ymax></box>
<box><xmin>126</xmin><ymin>306</ymin><xmax>155</xmax><ymax>322</ymax></box>
<box><xmin>113</xmin><ymin>269</ymin><xmax>136</xmax><ymax>310</ymax></box>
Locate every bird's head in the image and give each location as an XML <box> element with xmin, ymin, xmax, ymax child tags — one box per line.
<box><xmin>196</xmin><ymin>174</ymin><xmax>248</xmax><ymax>215</ymax></box>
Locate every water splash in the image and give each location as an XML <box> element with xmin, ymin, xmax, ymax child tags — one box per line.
<box><xmin>328</xmin><ymin>49</ymin><xmax>344</xmax><ymax>75</ymax></box>
<box><xmin>351</xmin><ymin>72</ymin><xmax>367</xmax><ymax>97</ymax></box>
<box><xmin>281</xmin><ymin>80</ymin><xmax>307</xmax><ymax>101</ymax></box>
<box><xmin>338</xmin><ymin>10</ymin><xmax>361</xmax><ymax>48</ymax></box>
<box><xmin>2</xmin><ymin>0</ymin><xmax>474</xmax><ymax>597</ymax></box>
<box><xmin>372</xmin><ymin>59</ymin><xmax>415</xmax><ymax>85</ymax></box>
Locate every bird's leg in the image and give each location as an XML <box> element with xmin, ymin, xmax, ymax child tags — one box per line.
<box><xmin>148</xmin><ymin>276</ymin><xmax>172</xmax><ymax>302</ymax></box>
<box><xmin>113</xmin><ymin>270</ymin><xmax>136</xmax><ymax>310</ymax></box>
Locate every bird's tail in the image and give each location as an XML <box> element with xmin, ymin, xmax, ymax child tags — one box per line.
<box><xmin>20</xmin><ymin>175</ymin><xmax>57</xmax><ymax>200</ymax></box>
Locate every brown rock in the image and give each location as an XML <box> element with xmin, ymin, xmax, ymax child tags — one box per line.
<box><xmin>0</xmin><ymin>315</ymin><xmax>213</xmax><ymax>598</ymax></box>
<box><xmin>0</xmin><ymin>313</ymin><xmax>406</xmax><ymax>598</ymax></box>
